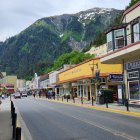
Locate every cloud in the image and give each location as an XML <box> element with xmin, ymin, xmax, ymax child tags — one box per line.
<box><xmin>0</xmin><ymin>0</ymin><xmax>131</xmax><ymax>41</ymax></box>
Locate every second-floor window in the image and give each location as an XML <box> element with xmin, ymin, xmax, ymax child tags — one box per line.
<box><xmin>114</xmin><ymin>29</ymin><xmax>125</xmax><ymax>49</ymax></box>
<box><xmin>107</xmin><ymin>32</ymin><xmax>113</xmax><ymax>51</ymax></box>
<box><xmin>132</xmin><ymin>23</ymin><xmax>140</xmax><ymax>43</ymax></box>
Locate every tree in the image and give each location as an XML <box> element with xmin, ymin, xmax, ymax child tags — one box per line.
<box><xmin>1</xmin><ymin>86</ymin><xmax>8</xmax><ymax>94</ymax></box>
<box><xmin>128</xmin><ymin>0</ymin><xmax>139</xmax><ymax>8</ymax></box>
<box><xmin>53</xmin><ymin>50</ymin><xmax>95</xmax><ymax>70</ymax></box>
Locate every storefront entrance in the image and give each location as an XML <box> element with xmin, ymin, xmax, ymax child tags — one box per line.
<box><xmin>125</xmin><ymin>60</ymin><xmax>140</xmax><ymax>101</ymax></box>
<box><xmin>108</xmin><ymin>85</ymin><xmax>118</xmax><ymax>102</ymax></box>
<box><xmin>128</xmin><ymin>81</ymin><xmax>140</xmax><ymax>100</ymax></box>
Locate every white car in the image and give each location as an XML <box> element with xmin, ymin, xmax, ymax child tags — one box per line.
<box><xmin>22</xmin><ymin>92</ymin><xmax>27</xmax><ymax>97</ymax></box>
<box><xmin>14</xmin><ymin>92</ymin><xmax>21</xmax><ymax>99</ymax></box>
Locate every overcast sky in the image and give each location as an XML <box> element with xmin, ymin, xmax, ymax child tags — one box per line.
<box><xmin>0</xmin><ymin>0</ymin><xmax>131</xmax><ymax>41</ymax></box>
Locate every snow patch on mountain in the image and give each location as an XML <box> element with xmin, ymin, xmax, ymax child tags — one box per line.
<box><xmin>78</xmin><ymin>8</ymin><xmax>114</xmax><ymax>23</ymax></box>
<box><xmin>59</xmin><ymin>34</ymin><xmax>63</xmax><ymax>38</ymax></box>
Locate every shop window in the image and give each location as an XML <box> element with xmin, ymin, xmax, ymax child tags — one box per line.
<box><xmin>129</xmin><ymin>81</ymin><xmax>140</xmax><ymax>100</ymax></box>
<box><xmin>132</xmin><ymin>23</ymin><xmax>140</xmax><ymax>43</ymax></box>
<box><xmin>128</xmin><ymin>71</ymin><xmax>139</xmax><ymax>79</ymax></box>
<box><xmin>114</xmin><ymin>29</ymin><xmax>125</xmax><ymax>49</ymax></box>
<box><xmin>99</xmin><ymin>78</ymin><xmax>106</xmax><ymax>83</ymax></box>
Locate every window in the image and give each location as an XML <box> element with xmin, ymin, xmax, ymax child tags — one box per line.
<box><xmin>128</xmin><ymin>71</ymin><xmax>139</xmax><ymax>79</ymax></box>
<box><xmin>114</xmin><ymin>29</ymin><xmax>125</xmax><ymax>49</ymax></box>
<box><xmin>129</xmin><ymin>81</ymin><xmax>140</xmax><ymax>100</ymax></box>
<box><xmin>133</xmin><ymin>23</ymin><xmax>140</xmax><ymax>43</ymax></box>
<box><xmin>107</xmin><ymin>32</ymin><xmax>113</xmax><ymax>52</ymax></box>
<box><xmin>99</xmin><ymin>78</ymin><xmax>106</xmax><ymax>83</ymax></box>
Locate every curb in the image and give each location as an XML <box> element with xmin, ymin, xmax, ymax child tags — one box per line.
<box><xmin>15</xmin><ymin>105</ymin><xmax>33</xmax><ymax>140</ymax></box>
<box><xmin>38</xmin><ymin>98</ymin><xmax>140</xmax><ymax>118</ymax></box>
<box><xmin>17</xmin><ymin>119</ymin><xmax>24</xmax><ymax>140</ymax></box>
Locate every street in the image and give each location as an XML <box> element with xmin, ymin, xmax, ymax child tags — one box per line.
<box><xmin>14</xmin><ymin>98</ymin><xmax>140</xmax><ymax>140</ymax></box>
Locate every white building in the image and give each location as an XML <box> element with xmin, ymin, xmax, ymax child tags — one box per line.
<box><xmin>49</xmin><ymin>65</ymin><xmax>75</xmax><ymax>94</ymax></box>
<box><xmin>17</xmin><ymin>79</ymin><xmax>26</xmax><ymax>91</ymax></box>
<box><xmin>86</xmin><ymin>44</ymin><xmax>107</xmax><ymax>57</ymax></box>
<box><xmin>32</xmin><ymin>73</ymin><xmax>40</xmax><ymax>90</ymax></box>
<box><xmin>40</xmin><ymin>74</ymin><xmax>50</xmax><ymax>89</ymax></box>
<box><xmin>101</xmin><ymin>1</ymin><xmax>140</xmax><ymax>103</ymax></box>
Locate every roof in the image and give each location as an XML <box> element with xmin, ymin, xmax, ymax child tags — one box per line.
<box><xmin>121</xmin><ymin>1</ymin><xmax>140</xmax><ymax>22</ymax></box>
<box><xmin>101</xmin><ymin>40</ymin><xmax>140</xmax><ymax>60</ymax></box>
<box><xmin>105</xmin><ymin>23</ymin><xmax>128</xmax><ymax>34</ymax></box>
<box><xmin>40</xmin><ymin>74</ymin><xmax>49</xmax><ymax>81</ymax></box>
<box><xmin>0</xmin><ymin>83</ymin><xmax>14</xmax><ymax>87</ymax></box>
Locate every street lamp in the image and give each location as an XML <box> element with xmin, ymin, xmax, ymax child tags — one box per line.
<box><xmin>89</xmin><ymin>62</ymin><xmax>100</xmax><ymax>101</ymax></box>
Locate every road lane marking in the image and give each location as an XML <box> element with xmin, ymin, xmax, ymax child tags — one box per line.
<box><xmin>30</xmin><ymin>99</ymin><xmax>137</xmax><ymax>140</ymax></box>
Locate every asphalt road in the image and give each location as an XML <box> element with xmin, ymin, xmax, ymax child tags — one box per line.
<box><xmin>14</xmin><ymin>97</ymin><xmax>140</xmax><ymax>140</ymax></box>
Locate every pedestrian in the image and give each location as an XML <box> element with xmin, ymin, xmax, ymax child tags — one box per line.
<box><xmin>2</xmin><ymin>94</ymin><xmax>5</xmax><ymax>99</ymax></box>
<box><xmin>53</xmin><ymin>91</ymin><xmax>55</xmax><ymax>100</ymax></box>
<box><xmin>39</xmin><ymin>90</ymin><xmax>41</xmax><ymax>98</ymax></box>
<box><xmin>33</xmin><ymin>92</ymin><xmax>36</xmax><ymax>98</ymax></box>
<box><xmin>45</xmin><ymin>89</ymin><xmax>48</xmax><ymax>98</ymax></box>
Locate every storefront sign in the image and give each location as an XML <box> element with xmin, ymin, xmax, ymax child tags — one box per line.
<box><xmin>125</xmin><ymin>59</ymin><xmax>140</xmax><ymax>70</ymax></box>
<box><xmin>109</xmin><ymin>74</ymin><xmax>123</xmax><ymax>82</ymax></box>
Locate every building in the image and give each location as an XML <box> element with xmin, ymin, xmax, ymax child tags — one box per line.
<box><xmin>86</xmin><ymin>44</ymin><xmax>107</xmax><ymax>57</ymax></box>
<box><xmin>25</xmin><ymin>81</ymin><xmax>32</xmax><ymax>91</ymax></box>
<box><xmin>56</xmin><ymin>57</ymin><xmax>122</xmax><ymax>102</ymax></box>
<box><xmin>49</xmin><ymin>65</ymin><xmax>75</xmax><ymax>94</ymax></box>
<box><xmin>32</xmin><ymin>73</ymin><xmax>40</xmax><ymax>90</ymax></box>
<box><xmin>40</xmin><ymin>74</ymin><xmax>50</xmax><ymax>89</ymax></box>
<box><xmin>101</xmin><ymin>1</ymin><xmax>140</xmax><ymax>102</ymax></box>
<box><xmin>0</xmin><ymin>72</ymin><xmax>17</xmax><ymax>92</ymax></box>
<box><xmin>17</xmin><ymin>79</ymin><xmax>26</xmax><ymax>91</ymax></box>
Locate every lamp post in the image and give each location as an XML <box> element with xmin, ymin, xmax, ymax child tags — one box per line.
<box><xmin>89</xmin><ymin>62</ymin><xmax>100</xmax><ymax>102</ymax></box>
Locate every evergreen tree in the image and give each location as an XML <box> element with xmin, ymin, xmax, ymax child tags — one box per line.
<box><xmin>128</xmin><ymin>0</ymin><xmax>139</xmax><ymax>7</ymax></box>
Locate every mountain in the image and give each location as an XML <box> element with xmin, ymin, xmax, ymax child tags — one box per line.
<box><xmin>0</xmin><ymin>8</ymin><xmax>121</xmax><ymax>78</ymax></box>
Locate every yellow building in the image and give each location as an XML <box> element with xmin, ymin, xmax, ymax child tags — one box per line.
<box><xmin>57</xmin><ymin>57</ymin><xmax>123</xmax><ymax>102</ymax></box>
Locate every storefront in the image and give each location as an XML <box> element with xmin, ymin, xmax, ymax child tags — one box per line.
<box><xmin>125</xmin><ymin>60</ymin><xmax>140</xmax><ymax>101</ymax></box>
<box><xmin>57</xmin><ymin>57</ymin><xmax>122</xmax><ymax>101</ymax></box>
<box><xmin>107</xmin><ymin>74</ymin><xmax>124</xmax><ymax>103</ymax></box>
<box><xmin>101</xmin><ymin>1</ymin><xmax>140</xmax><ymax>103</ymax></box>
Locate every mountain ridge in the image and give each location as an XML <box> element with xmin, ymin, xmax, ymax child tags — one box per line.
<box><xmin>0</xmin><ymin>7</ymin><xmax>122</xmax><ymax>78</ymax></box>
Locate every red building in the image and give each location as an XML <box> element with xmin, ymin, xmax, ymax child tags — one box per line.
<box><xmin>0</xmin><ymin>84</ymin><xmax>15</xmax><ymax>94</ymax></box>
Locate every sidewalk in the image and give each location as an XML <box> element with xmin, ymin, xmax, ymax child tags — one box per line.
<box><xmin>38</xmin><ymin>96</ymin><xmax>140</xmax><ymax>117</ymax></box>
<box><xmin>0</xmin><ymin>98</ymin><xmax>12</xmax><ymax>140</ymax></box>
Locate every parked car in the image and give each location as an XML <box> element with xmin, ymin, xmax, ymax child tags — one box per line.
<box><xmin>22</xmin><ymin>92</ymin><xmax>28</xmax><ymax>97</ymax></box>
<box><xmin>14</xmin><ymin>92</ymin><xmax>21</xmax><ymax>99</ymax></box>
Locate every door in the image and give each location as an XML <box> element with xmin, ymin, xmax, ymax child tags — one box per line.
<box><xmin>88</xmin><ymin>86</ymin><xmax>90</xmax><ymax>100</ymax></box>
